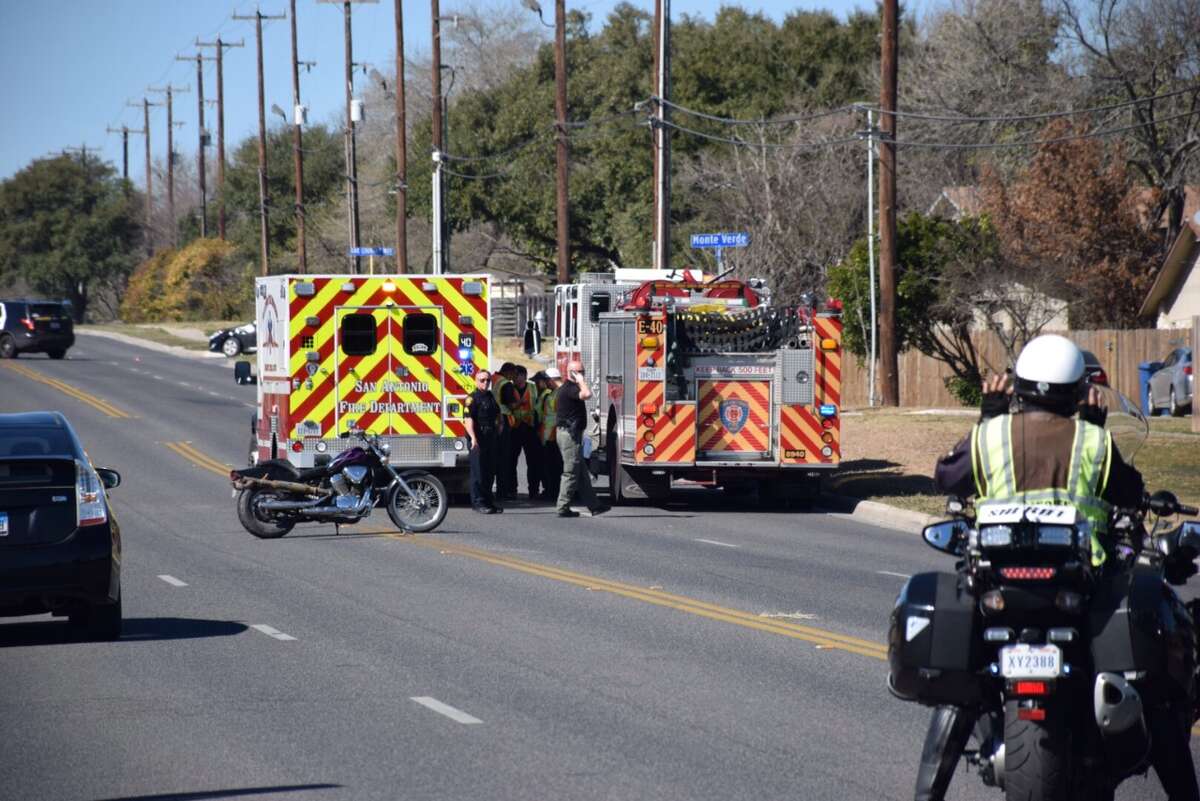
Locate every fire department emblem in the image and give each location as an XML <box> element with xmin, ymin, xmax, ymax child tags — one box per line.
<box><xmin>719</xmin><ymin>399</ymin><xmax>749</xmax><ymax>434</ymax></box>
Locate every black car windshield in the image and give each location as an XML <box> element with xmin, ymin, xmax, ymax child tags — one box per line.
<box><xmin>0</xmin><ymin>427</ymin><xmax>75</xmax><ymax>457</ymax></box>
<box><xmin>28</xmin><ymin>303</ymin><xmax>67</xmax><ymax>317</ymax></box>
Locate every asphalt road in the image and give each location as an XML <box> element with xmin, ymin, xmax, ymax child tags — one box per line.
<box><xmin>0</xmin><ymin>332</ymin><xmax>1190</xmax><ymax>801</ymax></box>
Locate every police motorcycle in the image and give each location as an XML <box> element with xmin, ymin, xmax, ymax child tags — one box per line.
<box><xmin>889</xmin><ymin>387</ymin><xmax>1200</xmax><ymax>800</ymax></box>
<box><xmin>230</xmin><ymin>429</ymin><xmax>448</xmax><ymax>537</ymax></box>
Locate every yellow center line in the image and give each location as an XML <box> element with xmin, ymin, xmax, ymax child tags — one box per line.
<box><xmin>386</xmin><ymin>533</ymin><xmax>888</xmax><ymax>660</ymax></box>
<box><xmin>2</xmin><ymin>362</ymin><xmax>131</xmax><ymax>418</ymax></box>
<box><xmin>164</xmin><ymin>441</ymin><xmax>231</xmax><ymax>477</ymax></box>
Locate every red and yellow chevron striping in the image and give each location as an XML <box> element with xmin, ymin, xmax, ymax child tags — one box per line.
<box><xmin>779</xmin><ymin>405</ymin><xmax>840</xmax><ymax>464</ymax></box>
<box><xmin>813</xmin><ymin>315</ymin><xmax>842</xmax><ymax>408</ymax></box>
<box><xmin>636</xmin><ymin>402</ymin><xmax>697</xmax><ymax>464</ymax></box>
<box><xmin>287</xmin><ymin>276</ymin><xmax>487</xmax><ymax>440</ymax></box>
<box><xmin>697</xmin><ymin>380</ymin><xmax>771</xmax><ymax>454</ymax></box>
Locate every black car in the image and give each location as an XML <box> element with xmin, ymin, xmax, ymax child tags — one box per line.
<box><xmin>0</xmin><ymin>299</ymin><xmax>75</xmax><ymax>359</ymax></box>
<box><xmin>0</xmin><ymin>412</ymin><xmax>122</xmax><ymax>639</ymax></box>
<box><xmin>1081</xmin><ymin>349</ymin><xmax>1109</xmax><ymax>386</ymax></box>
<box><xmin>208</xmin><ymin>321</ymin><xmax>257</xmax><ymax>357</ymax></box>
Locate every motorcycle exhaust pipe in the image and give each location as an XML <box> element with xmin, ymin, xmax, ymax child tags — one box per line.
<box><xmin>258</xmin><ymin>498</ymin><xmax>326</xmax><ymax>511</ymax></box>
<box><xmin>1094</xmin><ymin>672</ymin><xmax>1151</xmax><ymax>773</ymax></box>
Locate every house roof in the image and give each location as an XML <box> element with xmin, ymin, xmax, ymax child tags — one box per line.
<box><xmin>1140</xmin><ymin>221</ymin><xmax>1200</xmax><ymax>319</ymax></box>
<box><xmin>928</xmin><ymin>186</ymin><xmax>984</xmax><ymax>219</ymax></box>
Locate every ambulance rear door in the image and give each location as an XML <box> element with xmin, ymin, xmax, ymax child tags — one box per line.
<box><xmin>333</xmin><ymin>304</ymin><xmax>446</xmax><ymax>437</ymax></box>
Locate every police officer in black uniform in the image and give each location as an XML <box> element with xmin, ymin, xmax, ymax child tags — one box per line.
<box><xmin>464</xmin><ymin>369</ymin><xmax>503</xmax><ymax>514</ymax></box>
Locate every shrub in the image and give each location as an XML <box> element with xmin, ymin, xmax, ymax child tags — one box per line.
<box><xmin>120</xmin><ymin>239</ymin><xmax>254</xmax><ymax>322</ymax></box>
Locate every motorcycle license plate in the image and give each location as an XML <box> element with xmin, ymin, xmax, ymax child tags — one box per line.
<box><xmin>1000</xmin><ymin>644</ymin><xmax>1061</xmax><ymax>678</ymax></box>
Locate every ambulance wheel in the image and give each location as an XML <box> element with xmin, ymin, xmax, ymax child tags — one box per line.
<box><xmin>236</xmin><ymin>488</ymin><xmax>294</xmax><ymax>539</ymax></box>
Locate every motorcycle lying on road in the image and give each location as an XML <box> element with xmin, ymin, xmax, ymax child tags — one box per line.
<box><xmin>230</xmin><ymin>430</ymin><xmax>448</xmax><ymax>538</ymax></box>
<box><xmin>888</xmin><ymin>387</ymin><xmax>1200</xmax><ymax>800</ymax></box>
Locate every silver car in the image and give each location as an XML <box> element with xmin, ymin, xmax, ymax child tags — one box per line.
<box><xmin>1148</xmin><ymin>347</ymin><xmax>1193</xmax><ymax>416</ymax></box>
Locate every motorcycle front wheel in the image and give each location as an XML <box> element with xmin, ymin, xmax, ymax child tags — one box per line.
<box><xmin>236</xmin><ymin>488</ymin><xmax>296</xmax><ymax>539</ymax></box>
<box><xmin>1004</xmin><ymin>699</ymin><xmax>1069</xmax><ymax>801</ymax></box>
<box><xmin>387</xmin><ymin>473</ymin><xmax>448</xmax><ymax>533</ymax></box>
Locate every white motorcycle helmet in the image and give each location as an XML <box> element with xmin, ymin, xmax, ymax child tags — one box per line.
<box><xmin>1013</xmin><ymin>334</ymin><xmax>1085</xmax><ymax>411</ymax></box>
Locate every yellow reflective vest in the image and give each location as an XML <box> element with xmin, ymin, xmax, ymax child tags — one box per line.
<box><xmin>509</xmin><ymin>382</ymin><xmax>536</xmax><ymax>429</ymax></box>
<box><xmin>539</xmin><ymin>387</ymin><xmax>557</xmax><ymax>444</ymax></box>
<box><xmin>492</xmin><ymin>375</ymin><xmax>513</xmax><ymax>418</ymax></box>
<box><xmin>972</xmin><ymin>414</ymin><xmax>1111</xmax><ymax>566</ymax></box>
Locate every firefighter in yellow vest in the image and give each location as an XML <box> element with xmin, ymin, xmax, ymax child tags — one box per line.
<box><xmin>904</xmin><ymin>335</ymin><xmax>1200</xmax><ymax>801</ymax></box>
<box><xmin>535</xmin><ymin>368</ymin><xmax>563</xmax><ymax>501</ymax></box>
<box><xmin>505</xmin><ymin>364</ymin><xmax>543</xmax><ymax>499</ymax></box>
<box><xmin>492</xmin><ymin>363</ymin><xmax>516</xmax><ymax>499</ymax></box>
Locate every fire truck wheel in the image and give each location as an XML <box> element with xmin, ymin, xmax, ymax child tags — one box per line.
<box><xmin>606</xmin><ymin>431</ymin><xmax>625</xmax><ymax>505</ymax></box>
<box><xmin>236</xmin><ymin>488</ymin><xmax>294</xmax><ymax>539</ymax></box>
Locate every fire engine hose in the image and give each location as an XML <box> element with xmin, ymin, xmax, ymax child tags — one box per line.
<box><xmin>232</xmin><ymin>476</ymin><xmax>325</xmax><ymax>497</ymax></box>
<box><xmin>677</xmin><ymin>306</ymin><xmax>802</xmax><ymax>353</ymax></box>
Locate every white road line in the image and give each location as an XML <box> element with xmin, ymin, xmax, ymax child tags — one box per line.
<box><xmin>153</xmin><ymin>374</ymin><xmax>165</xmax><ymax>380</ymax></box>
<box><xmin>410</xmin><ymin>696</ymin><xmax>482</xmax><ymax>724</ymax></box>
<box><xmin>250</xmin><ymin>624</ymin><xmax>297</xmax><ymax>641</ymax></box>
<box><xmin>694</xmin><ymin>538</ymin><xmax>738</xmax><ymax>548</ymax></box>
<box><xmin>157</xmin><ymin>574</ymin><xmax>188</xmax><ymax>587</ymax></box>
<box><xmin>207</xmin><ymin>390</ymin><xmax>222</xmax><ymax>397</ymax></box>
<box><xmin>877</xmin><ymin>570</ymin><xmax>911</xmax><ymax>579</ymax></box>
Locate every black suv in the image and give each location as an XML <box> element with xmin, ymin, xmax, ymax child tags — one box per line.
<box><xmin>0</xmin><ymin>412</ymin><xmax>122</xmax><ymax>639</ymax></box>
<box><xmin>0</xmin><ymin>299</ymin><xmax>74</xmax><ymax>359</ymax></box>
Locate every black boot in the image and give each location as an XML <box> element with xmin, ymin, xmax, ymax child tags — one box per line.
<box><xmin>914</xmin><ymin>704</ymin><xmax>975</xmax><ymax>801</ymax></box>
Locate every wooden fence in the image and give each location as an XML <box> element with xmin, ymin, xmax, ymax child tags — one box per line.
<box><xmin>840</xmin><ymin>328</ymin><xmax>1193</xmax><ymax>409</ymax></box>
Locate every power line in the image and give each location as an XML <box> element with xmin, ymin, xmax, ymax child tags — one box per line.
<box><xmin>657</xmin><ymin>117</ymin><xmax>861</xmax><ymax>150</ymax></box>
<box><xmin>655</xmin><ymin>96</ymin><xmax>857</xmax><ymax>126</ymax></box>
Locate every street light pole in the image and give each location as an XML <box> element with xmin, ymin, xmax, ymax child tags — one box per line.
<box><xmin>553</xmin><ymin>0</ymin><xmax>569</xmax><ymax>285</ymax></box>
<box><xmin>431</xmin><ymin>0</ymin><xmax>445</xmax><ymax>275</ymax></box>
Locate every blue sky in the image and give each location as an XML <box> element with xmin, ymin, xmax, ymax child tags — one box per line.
<box><xmin>0</xmin><ymin>0</ymin><xmax>900</xmax><ymax>183</ymax></box>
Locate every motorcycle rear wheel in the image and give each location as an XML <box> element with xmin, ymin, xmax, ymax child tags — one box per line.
<box><xmin>387</xmin><ymin>473</ymin><xmax>448</xmax><ymax>533</ymax></box>
<box><xmin>1004</xmin><ymin>699</ymin><xmax>1069</xmax><ymax>801</ymax></box>
<box><xmin>236</xmin><ymin>488</ymin><xmax>295</xmax><ymax>539</ymax></box>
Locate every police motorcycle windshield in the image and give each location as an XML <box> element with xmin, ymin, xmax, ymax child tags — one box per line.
<box><xmin>1094</xmin><ymin>385</ymin><xmax>1148</xmax><ymax>465</ymax></box>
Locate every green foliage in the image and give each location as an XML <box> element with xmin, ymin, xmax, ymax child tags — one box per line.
<box><xmin>223</xmin><ymin>124</ymin><xmax>344</xmax><ymax>268</ymax></box>
<box><xmin>411</xmin><ymin>4</ymin><xmax>879</xmax><ymax>275</ymax></box>
<box><xmin>828</xmin><ymin>213</ymin><xmax>999</xmax><ymax>396</ymax></box>
<box><xmin>0</xmin><ymin>154</ymin><xmax>139</xmax><ymax>321</ymax></box>
<box><xmin>120</xmin><ymin>238</ymin><xmax>253</xmax><ymax>322</ymax></box>
<box><xmin>944</xmin><ymin>375</ymin><xmax>982</xmax><ymax>407</ymax></box>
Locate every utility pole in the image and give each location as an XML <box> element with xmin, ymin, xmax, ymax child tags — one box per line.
<box><xmin>320</xmin><ymin>1</ymin><xmax>374</xmax><ymax>274</ymax></box>
<box><xmin>196</xmin><ymin>35</ymin><xmax>244</xmax><ymax>241</ymax></box>
<box><xmin>106</xmin><ymin>126</ymin><xmax>142</xmax><ymax>181</ymax></box>
<box><xmin>878</xmin><ymin>0</ymin><xmax>900</xmax><ymax>406</ymax></box>
<box><xmin>393</xmin><ymin>0</ymin><xmax>408</xmax><ymax>273</ymax></box>
<box><xmin>289</xmin><ymin>0</ymin><xmax>310</xmax><ymax>273</ymax></box>
<box><xmin>234</xmin><ymin>9</ymin><xmax>287</xmax><ymax>277</ymax></box>
<box><xmin>148</xmin><ymin>83</ymin><xmax>189</xmax><ymax>246</ymax></box>
<box><xmin>431</xmin><ymin>0</ymin><xmax>445</xmax><ymax>275</ymax></box>
<box><xmin>652</xmin><ymin>0</ymin><xmax>671</xmax><ymax>272</ymax></box>
<box><xmin>127</xmin><ymin>98</ymin><xmax>161</xmax><ymax>244</ymax></box>
<box><xmin>553</xmin><ymin>0</ymin><xmax>569</xmax><ymax>284</ymax></box>
<box><xmin>179</xmin><ymin>53</ymin><xmax>215</xmax><ymax>238</ymax></box>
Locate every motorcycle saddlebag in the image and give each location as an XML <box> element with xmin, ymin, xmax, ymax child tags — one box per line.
<box><xmin>1091</xmin><ymin>568</ymin><xmax>1195</xmax><ymax>702</ymax></box>
<box><xmin>889</xmin><ymin>571</ymin><xmax>983</xmax><ymax>707</ymax></box>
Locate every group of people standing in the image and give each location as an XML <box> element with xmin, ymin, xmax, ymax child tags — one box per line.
<box><xmin>463</xmin><ymin>360</ymin><xmax>608</xmax><ymax>518</ymax></box>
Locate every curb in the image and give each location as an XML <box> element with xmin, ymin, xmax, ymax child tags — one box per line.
<box><xmin>819</xmin><ymin>493</ymin><xmax>939</xmax><ymax>535</ymax></box>
<box><xmin>76</xmin><ymin>328</ymin><xmax>232</xmax><ymax>366</ymax></box>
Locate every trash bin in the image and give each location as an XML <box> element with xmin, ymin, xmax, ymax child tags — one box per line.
<box><xmin>1138</xmin><ymin>361</ymin><xmax>1162</xmax><ymax>416</ymax></box>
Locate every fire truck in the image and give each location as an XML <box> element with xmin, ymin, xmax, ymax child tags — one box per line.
<box><xmin>238</xmin><ymin>274</ymin><xmax>491</xmax><ymax>488</ymax></box>
<box><xmin>553</xmin><ymin>270</ymin><xmax>842</xmax><ymax>503</ymax></box>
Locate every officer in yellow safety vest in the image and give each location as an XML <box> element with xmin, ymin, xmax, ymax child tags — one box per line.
<box><xmin>505</xmin><ymin>365</ymin><xmax>543</xmax><ymax>499</ymax></box>
<box><xmin>535</xmin><ymin>368</ymin><xmax>563</xmax><ymax>501</ymax></box>
<box><xmin>907</xmin><ymin>334</ymin><xmax>1163</xmax><ymax>801</ymax></box>
<box><xmin>492</xmin><ymin>363</ymin><xmax>516</xmax><ymax>499</ymax></box>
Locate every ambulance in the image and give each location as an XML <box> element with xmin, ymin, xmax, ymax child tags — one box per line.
<box><xmin>240</xmin><ymin>274</ymin><xmax>491</xmax><ymax>488</ymax></box>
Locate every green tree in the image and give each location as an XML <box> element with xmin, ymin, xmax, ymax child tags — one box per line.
<box><xmin>828</xmin><ymin>213</ymin><xmax>1000</xmax><ymax>405</ymax></box>
<box><xmin>223</xmin><ymin>123</ymin><xmax>345</xmax><ymax>270</ymax></box>
<box><xmin>0</xmin><ymin>154</ymin><xmax>140</xmax><ymax>322</ymax></box>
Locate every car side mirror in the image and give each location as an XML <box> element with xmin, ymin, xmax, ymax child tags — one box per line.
<box><xmin>234</xmin><ymin>361</ymin><xmax>257</xmax><ymax>386</ymax></box>
<box><xmin>96</xmin><ymin>468</ymin><xmax>121</xmax><ymax>489</ymax></box>
<box><xmin>923</xmin><ymin>520</ymin><xmax>967</xmax><ymax>556</ymax></box>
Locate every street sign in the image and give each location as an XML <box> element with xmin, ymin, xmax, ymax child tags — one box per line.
<box><xmin>348</xmin><ymin>246</ymin><xmax>395</xmax><ymax>257</ymax></box>
<box><xmin>690</xmin><ymin>232</ymin><xmax>750</xmax><ymax>249</ymax></box>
